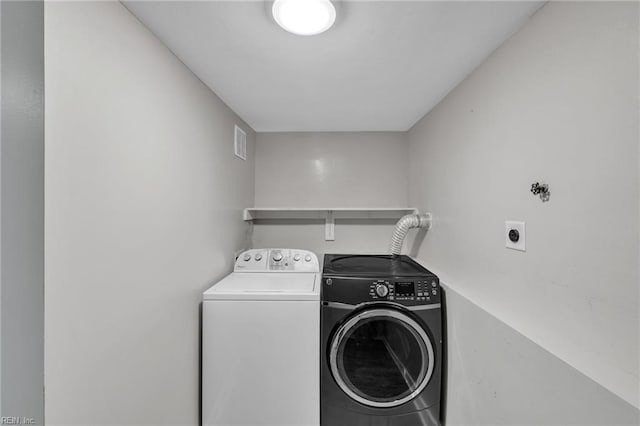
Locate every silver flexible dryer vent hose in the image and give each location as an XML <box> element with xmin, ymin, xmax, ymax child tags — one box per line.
<box><xmin>389</xmin><ymin>214</ymin><xmax>431</xmax><ymax>256</ymax></box>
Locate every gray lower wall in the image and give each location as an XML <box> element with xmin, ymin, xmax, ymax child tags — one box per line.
<box><xmin>0</xmin><ymin>1</ymin><xmax>44</xmax><ymax>423</ymax></box>
<box><xmin>444</xmin><ymin>287</ymin><xmax>640</xmax><ymax>425</ymax></box>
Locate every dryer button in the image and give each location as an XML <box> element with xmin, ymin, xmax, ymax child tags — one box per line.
<box><xmin>375</xmin><ymin>284</ymin><xmax>389</xmax><ymax>298</ymax></box>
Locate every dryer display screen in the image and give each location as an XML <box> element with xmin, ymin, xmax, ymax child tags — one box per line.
<box><xmin>395</xmin><ymin>282</ymin><xmax>415</xmax><ymax>297</ymax></box>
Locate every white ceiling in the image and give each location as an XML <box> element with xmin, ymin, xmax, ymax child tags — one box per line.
<box><xmin>124</xmin><ymin>1</ymin><xmax>544</xmax><ymax>132</ymax></box>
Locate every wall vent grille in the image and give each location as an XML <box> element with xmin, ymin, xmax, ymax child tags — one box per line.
<box><xmin>234</xmin><ymin>125</ymin><xmax>247</xmax><ymax>160</ymax></box>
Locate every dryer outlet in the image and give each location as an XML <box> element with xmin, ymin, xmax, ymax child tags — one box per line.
<box><xmin>505</xmin><ymin>221</ymin><xmax>526</xmax><ymax>252</ymax></box>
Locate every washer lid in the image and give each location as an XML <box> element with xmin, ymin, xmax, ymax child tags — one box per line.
<box><xmin>203</xmin><ymin>273</ymin><xmax>319</xmax><ymax>301</ymax></box>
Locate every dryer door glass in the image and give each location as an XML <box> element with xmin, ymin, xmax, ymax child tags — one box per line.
<box><xmin>329</xmin><ymin>308</ymin><xmax>435</xmax><ymax>408</ymax></box>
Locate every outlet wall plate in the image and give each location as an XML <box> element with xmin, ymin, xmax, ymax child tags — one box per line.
<box><xmin>505</xmin><ymin>221</ymin><xmax>526</xmax><ymax>252</ymax></box>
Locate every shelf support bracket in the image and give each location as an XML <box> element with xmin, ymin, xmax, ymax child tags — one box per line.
<box><xmin>325</xmin><ymin>210</ymin><xmax>335</xmax><ymax>241</ymax></box>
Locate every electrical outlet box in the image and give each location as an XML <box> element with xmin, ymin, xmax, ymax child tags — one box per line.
<box><xmin>505</xmin><ymin>221</ymin><xmax>526</xmax><ymax>252</ymax></box>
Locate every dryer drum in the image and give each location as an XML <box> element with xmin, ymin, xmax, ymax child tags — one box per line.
<box><xmin>329</xmin><ymin>308</ymin><xmax>435</xmax><ymax>408</ymax></box>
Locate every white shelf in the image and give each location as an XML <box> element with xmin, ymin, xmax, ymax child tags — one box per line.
<box><xmin>243</xmin><ymin>207</ymin><xmax>419</xmax><ymax>241</ymax></box>
<box><xmin>243</xmin><ymin>207</ymin><xmax>418</xmax><ymax>221</ymax></box>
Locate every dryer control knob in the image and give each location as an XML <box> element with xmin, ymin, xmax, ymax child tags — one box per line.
<box><xmin>272</xmin><ymin>252</ymin><xmax>283</xmax><ymax>262</ymax></box>
<box><xmin>304</xmin><ymin>255</ymin><xmax>312</xmax><ymax>262</ymax></box>
<box><xmin>375</xmin><ymin>284</ymin><xmax>389</xmax><ymax>298</ymax></box>
<box><xmin>293</xmin><ymin>254</ymin><xmax>301</xmax><ymax>262</ymax></box>
<box><xmin>254</xmin><ymin>254</ymin><xmax>262</xmax><ymax>261</ymax></box>
<box><xmin>243</xmin><ymin>253</ymin><xmax>251</xmax><ymax>262</ymax></box>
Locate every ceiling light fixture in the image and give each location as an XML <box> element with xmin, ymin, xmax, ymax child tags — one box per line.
<box><xmin>272</xmin><ymin>0</ymin><xmax>336</xmax><ymax>36</ymax></box>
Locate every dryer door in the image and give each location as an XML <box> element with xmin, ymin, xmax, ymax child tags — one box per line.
<box><xmin>329</xmin><ymin>308</ymin><xmax>435</xmax><ymax>408</ymax></box>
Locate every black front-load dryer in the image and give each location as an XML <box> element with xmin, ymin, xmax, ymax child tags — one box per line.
<box><xmin>321</xmin><ymin>254</ymin><xmax>444</xmax><ymax>426</ymax></box>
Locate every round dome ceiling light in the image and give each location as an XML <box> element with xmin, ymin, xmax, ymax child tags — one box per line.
<box><xmin>272</xmin><ymin>0</ymin><xmax>337</xmax><ymax>36</ymax></box>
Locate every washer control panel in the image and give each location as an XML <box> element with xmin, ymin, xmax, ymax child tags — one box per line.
<box><xmin>234</xmin><ymin>249</ymin><xmax>319</xmax><ymax>272</ymax></box>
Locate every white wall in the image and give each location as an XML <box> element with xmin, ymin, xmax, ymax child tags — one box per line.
<box><xmin>408</xmin><ymin>0</ymin><xmax>640</xmax><ymax>414</ymax></box>
<box><xmin>1</xmin><ymin>1</ymin><xmax>44</xmax><ymax>423</ymax></box>
<box><xmin>254</xmin><ymin>132</ymin><xmax>408</xmax><ymax>207</ymax></box>
<box><xmin>43</xmin><ymin>1</ymin><xmax>640</xmax><ymax>424</ymax></box>
<box><xmin>253</xmin><ymin>132</ymin><xmax>408</xmax><ymax>256</ymax></box>
<box><xmin>44</xmin><ymin>2</ymin><xmax>254</xmax><ymax>425</ymax></box>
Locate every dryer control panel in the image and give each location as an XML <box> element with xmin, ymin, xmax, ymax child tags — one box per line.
<box><xmin>367</xmin><ymin>279</ymin><xmax>440</xmax><ymax>302</ymax></box>
<box><xmin>234</xmin><ymin>249</ymin><xmax>319</xmax><ymax>273</ymax></box>
<box><xmin>322</xmin><ymin>277</ymin><xmax>440</xmax><ymax>306</ymax></box>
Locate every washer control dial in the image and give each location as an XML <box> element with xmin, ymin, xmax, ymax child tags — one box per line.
<box><xmin>305</xmin><ymin>255</ymin><xmax>312</xmax><ymax>262</ymax></box>
<box><xmin>293</xmin><ymin>254</ymin><xmax>301</xmax><ymax>262</ymax></box>
<box><xmin>375</xmin><ymin>284</ymin><xmax>389</xmax><ymax>298</ymax></box>
<box><xmin>272</xmin><ymin>252</ymin><xmax>283</xmax><ymax>262</ymax></box>
<box><xmin>243</xmin><ymin>253</ymin><xmax>251</xmax><ymax>261</ymax></box>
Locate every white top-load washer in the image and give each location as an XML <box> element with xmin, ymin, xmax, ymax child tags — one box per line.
<box><xmin>202</xmin><ymin>248</ymin><xmax>320</xmax><ymax>426</ymax></box>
